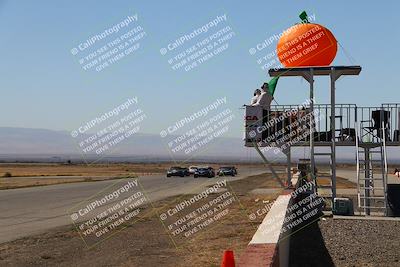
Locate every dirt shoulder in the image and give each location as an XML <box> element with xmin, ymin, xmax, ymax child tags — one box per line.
<box><xmin>0</xmin><ymin>163</ymin><xmax>171</xmax><ymax>177</ymax></box>
<box><xmin>0</xmin><ymin>176</ymin><xmax>134</xmax><ymax>190</ymax></box>
<box><xmin>0</xmin><ymin>172</ymin><xmax>284</xmax><ymax>267</ymax></box>
<box><xmin>318</xmin><ymin>176</ymin><xmax>356</xmax><ymax>189</ymax></box>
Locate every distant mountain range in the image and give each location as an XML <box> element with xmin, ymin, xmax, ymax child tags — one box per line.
<box><xmin>0</xmin><ymin>127</ymin><xmax>398</xmax><ymax>164</ymax></box>
<box><xmin>0</xmin><ymin>127</ymin><xmax>250</xmax><ymax>162</ymax></box>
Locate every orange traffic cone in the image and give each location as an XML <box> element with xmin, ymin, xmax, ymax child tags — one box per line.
<box><xmin>221</xmin><ymin>250</ymin><xmax>235</xmax><ymax>267</ymax></box>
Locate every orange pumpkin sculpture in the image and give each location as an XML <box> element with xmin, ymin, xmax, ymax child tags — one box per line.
<box><xmin>277</xmin><ymin>23</ymin><xmax>337</xmax><ymax>67</ymax></box>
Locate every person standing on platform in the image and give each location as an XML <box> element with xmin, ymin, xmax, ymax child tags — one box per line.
<box><xmin>250</xmin><ymin>89</ymin><xmax>261</xmax><ymax>105</ymax></box>
<box><xmin>252</xmin><ymin>83</ymin><xmax>273</xmax><ymax>110</ymax></box>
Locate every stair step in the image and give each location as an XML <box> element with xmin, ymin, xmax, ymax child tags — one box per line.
<box><xmin>358</xmin><ymin>206</ymin><xmax>386</xmax><ymax>209</ymax></box>
<box><xmin>318</xmin><ymin>175</ymin><xmax>332</xmax><ymax>178</ymax></box>
<box><xmin>358</xmin><ymin>187</ymin><xmax>385</xmax><ymax>190</ymax></box>
<box><xmin>358</xmin><ymin>178</ymin><xmax>384</xmax><ymax>181</ymax></box>
<box><xmin>359</xmin><ymin>196</ymin><xmax>385</xmax><ymax>199</ymax></box>
<box><xmin>314</xmin><ymin>153</ymin><xmax>332</xmax><ymax>156</ymax></box>
<box><xmin>318</xmin><ymin>185</ymin><xmax>332</xmax><ymax>189</ymax></box>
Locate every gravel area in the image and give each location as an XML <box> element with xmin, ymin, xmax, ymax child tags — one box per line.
<box><xmin>290</xmin><ymin>218</ymin><xmax>400</xmax><ymax>267</ymax></box>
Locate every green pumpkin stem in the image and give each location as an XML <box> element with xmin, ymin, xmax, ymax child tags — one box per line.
<box><xmin>299</xmin><ymin>11</ymin><xmax>309</xmax><ymax>23</ymax></box>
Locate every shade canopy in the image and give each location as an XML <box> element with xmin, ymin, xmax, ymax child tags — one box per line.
<box><xmin>269</xmin><ymin>66</ymin><xmax>361</xmax><ymax>77</ymax></box>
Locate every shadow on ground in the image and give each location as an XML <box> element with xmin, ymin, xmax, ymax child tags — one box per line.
<box><xmin>289</xmin><ymin>221</ymin><xmax>334</xmax><ymax>267</ymax></box>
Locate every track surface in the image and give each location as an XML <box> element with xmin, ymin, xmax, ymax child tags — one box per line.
<box><xmin>0</xmin><ymin>167</ymin><xmax>267</xmax><ymax>243</ymax></box>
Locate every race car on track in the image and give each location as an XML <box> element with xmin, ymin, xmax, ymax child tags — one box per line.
<box><xmin>166</xmin><ymin>167</ymin><xmax>190</xmax><ymax>177</ymax></box>
<box><xmin>194</xmin><ymin>167</ymin><xmax>215</xmax><ymax>178</ymax></box>
<box><xmin>217</xmin><ymin>166</ymin><xmax>237</xmax><ymax>176</ymax></box>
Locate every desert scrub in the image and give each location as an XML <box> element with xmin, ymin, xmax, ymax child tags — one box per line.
<box><xmin>3</xmin><ymin>172</ymin><xmax>12</xmax><ymax>177</ymax></box>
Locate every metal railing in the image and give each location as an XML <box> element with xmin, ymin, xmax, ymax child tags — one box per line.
<box><xmin>382</xmin><ymin>103</ymin><xmax>400</xmax><ymax>141</ymax></box>
<box><xmin>263</xmin><ymin>104</ymin><xmax>400</xmax><ymax>145</ymax></box>
<box><xmin>358</xmin><ymin>104</ymin><xmax>400</xmax><ymax>143</ymax></box>
<box><xmin>244</xmin><ymin>103</ymin><xmax>400</xmax><ymax>147</ymax></box>
<box><xmin>267</xmin><ymin>104</ymin><xmax>358</xmax><ymax>144</ymax></box>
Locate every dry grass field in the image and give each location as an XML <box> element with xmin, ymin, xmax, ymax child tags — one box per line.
<box><xmin>0</xmin><ymin>163</ymin><xmax>169</xmax><ymax>177</ymax></box>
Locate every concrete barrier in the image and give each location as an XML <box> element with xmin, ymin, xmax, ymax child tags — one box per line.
<box><xmin>238</xmin><ymin>175</ymin><xmax>325</xmax><ymax>266</ymax></box>
<box><xmin>238</xmin><ymin>193</ymin><xmax>292</xmax><ymax>267</ymax></box>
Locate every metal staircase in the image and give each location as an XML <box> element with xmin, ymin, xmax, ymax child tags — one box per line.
<box><xmin>314</xmin><ymin>146</ymin><xmax>335</xmax><ymax>208</ymax></box>
<box><xmin>356</xmin><ymin>121</ymin><xmax>388</xmax><ymax>215</ymax></box>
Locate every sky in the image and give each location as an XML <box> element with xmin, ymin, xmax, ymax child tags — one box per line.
<box><xmin>0</xmin><ymin>0</ymin><xmax>399</xmax><ymax>138</ymax></box>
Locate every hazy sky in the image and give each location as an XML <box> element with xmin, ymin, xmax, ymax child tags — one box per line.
<box><xmin>0</xmin><ymin>0</ymin><xmax>399</xmax><ymax>138</ymax></box>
